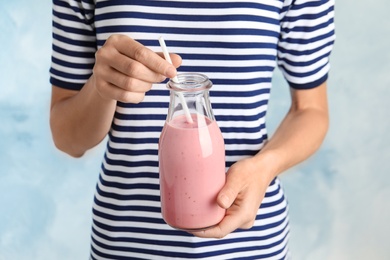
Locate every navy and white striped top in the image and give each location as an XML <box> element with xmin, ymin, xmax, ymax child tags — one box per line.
<box><xmin>50</xmin><ymin>0</ymin><xmax>335</xmax><ymax>259</ymax></box>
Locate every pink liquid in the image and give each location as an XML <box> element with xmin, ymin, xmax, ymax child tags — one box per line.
<box><xmin>159</xmin><ymin>114</ymin><xmax>226</xmax><ymax>230</ymax></box>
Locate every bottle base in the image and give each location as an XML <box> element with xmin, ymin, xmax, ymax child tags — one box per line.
<box><xmin>168</xmin><ymin>223</ymin><xmax>218</xmax><ymax>232</ymax></box>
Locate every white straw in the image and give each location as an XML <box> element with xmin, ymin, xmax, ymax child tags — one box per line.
<box><xmin>158</xmin><ymin>36</ymin><xmax>193</xmax><ymax>124</ymax></box>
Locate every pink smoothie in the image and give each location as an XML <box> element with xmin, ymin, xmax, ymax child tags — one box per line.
<box><xmin>159</xmin><ymin>114</ymin><xmax>226</xmax><ymax>230</ymax></box>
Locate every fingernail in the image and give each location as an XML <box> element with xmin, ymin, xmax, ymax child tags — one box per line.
<box><xmin>219</xmin><ymin>194</ymin><xmax>230</xmax><ymax>209</ymax></box>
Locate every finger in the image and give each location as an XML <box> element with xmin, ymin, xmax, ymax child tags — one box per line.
<box><xmin>96</xmin><ymin>81</ymin><xmax>147</xmax><ymax>104</ymax></box>
<box><xmin>191</xmin><ymin>207</ymin><xmax>244</xmax><ymax>239</ymax></box>
<box><xmin>109</xmin><ymin>35</ymin><xmax>177</xmax><ymax>78</ymax></box>
<box><xmin>110</xmin><ymin>51</ymin><xmax>167</xmax><ymax>83</ymax></box>
<box><xmin>102</xmin><ymin>66</ymin><xmax>155</xmax><ymax>93</ymax></box>
<box><xmin>217</xmin><ymin>166</ymin><xmax>244</xmax><ymax>209</ymax></box>
<box><xmin>156</xmin><ymin>52</ymin><xmax>182</xmax><ymax>68</ymax></box>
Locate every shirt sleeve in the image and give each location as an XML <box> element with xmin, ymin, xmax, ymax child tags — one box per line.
<box><xmin>50</xmin><ymin>0</ymin><xmax>96</xmax><ymax>91</ymax></box>
<box><xmin>277</xmin><ymin>0</ymin><xmax>335</xmax><ymax>89</ymax></box>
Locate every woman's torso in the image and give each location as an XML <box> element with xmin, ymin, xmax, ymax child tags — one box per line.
<box><xmin>92</xmin><ymin>1</ymin><xmax>290</xmax><ymax>259</ymax></box>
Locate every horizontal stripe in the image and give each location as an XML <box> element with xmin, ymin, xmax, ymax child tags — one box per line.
<box><xmin>113</xmin><ymin>111</ymin><xmax>266</xmax><ymax>122</ymax></box>
<box><xmin>96</xmin><ymin>26</ymin><xmax>280</xmax><ymax>39</ymax></box>
<box><xmin>49</xmin><ymin>67</ymin><xmax>90</xmax><ymax>80</ymax></box>
<box><xmin>53</xmin><ymin>20</ymin><xmax>95</xmax><ymax>36</ymax></box>
<box><xmin>50</xmin><ymin>77</ymin><xmax>84</xmax><ymax>90</ymax></box>
<box><xmin>52</xmin><ymin>32</ymin><xmax>96</xmax><ymax>48</ymax></box>
<box><xmin>95</xmin><ymin>1</ymin><xmax>281</xmax><ymax>12</ymax></box>
<box><xmin>96</xmin><ymin>12</ymin><xmax>279</xmax><ymax>24</ymax></box>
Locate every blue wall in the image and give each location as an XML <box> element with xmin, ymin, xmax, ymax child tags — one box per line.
<box><xmin>1</xmin><ymin>1</ymin><xmax>389</xmax><ymax>259</ymax></box>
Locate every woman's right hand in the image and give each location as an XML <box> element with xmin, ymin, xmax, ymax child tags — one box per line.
<box><xmin>92</xmin><ymin>34</ymin><xmax>182</xmax><ymax>103</ymax></box>
<box><xmin>50</xmin><ymin>35</ymin><xmax>181</xmax><ymax>157</ymax></box>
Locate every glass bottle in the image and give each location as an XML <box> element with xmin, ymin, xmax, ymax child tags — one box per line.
<box><xmin>158</xmin><ymin>72</ymin><xmax>226</xmax><ymax>231</ymax></box>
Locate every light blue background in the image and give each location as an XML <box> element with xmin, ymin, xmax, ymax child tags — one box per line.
<box><xmin>1</xmin><ymin>1</ymin><xmax>389</xmax><ymax>259</ymax></box>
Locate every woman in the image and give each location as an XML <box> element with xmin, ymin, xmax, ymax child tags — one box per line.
<box><xmin>50</xmin><ymin>0</ymin><xmax>335</xmax><ymax>259</ymax></box>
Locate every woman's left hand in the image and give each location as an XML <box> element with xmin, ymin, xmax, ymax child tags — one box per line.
<box><xmin>191</xmin><ymin>155</ymin><xmax>276</xmax><ymax>239</ymax></box>
<box><xmin>191</xmin><ymin>83</ymin><xmax>329</xmax><ymax>239</ymax></box>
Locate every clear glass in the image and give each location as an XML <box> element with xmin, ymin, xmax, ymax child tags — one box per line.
<box><xmin>158</xmin><ymin>73</ymin><xmax>226</xmax><ymax>231</ymax></box>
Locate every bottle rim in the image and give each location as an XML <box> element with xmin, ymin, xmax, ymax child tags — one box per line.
<box><xmin>167</xmin><ymin>73</ymin><xmax>212</xmax><ymax>92</ymax></box>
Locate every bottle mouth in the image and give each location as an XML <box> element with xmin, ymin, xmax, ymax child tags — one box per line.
<box><xmin>167</xmin><ymin>73</ymin><xmax>212</xmax><ymax>92</ymax></box>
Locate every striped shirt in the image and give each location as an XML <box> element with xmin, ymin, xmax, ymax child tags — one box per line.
<box><xmin>50</xmin><ymin>0</ymin><xmax>335</xmax><ymax>259</ymax></box>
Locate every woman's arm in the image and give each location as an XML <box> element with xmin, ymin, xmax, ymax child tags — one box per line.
<box><xmin>258</xmin><ymin>81</ymin><xmax>329</xmax><ymax>175</ymax></box>
<box><xmin>50</xmin><ymin>35</ymin><xmax>181</xmax><ymax>157</ymax></box>
<box><xmin>50</xmin><ymin>79</ymin><xmax>117</xmax><ymax>158</ymax></box>
<box><xmin>193</xmin><ymin>82</ymin><xmax>329</xmax><ymax>238</ymax></box>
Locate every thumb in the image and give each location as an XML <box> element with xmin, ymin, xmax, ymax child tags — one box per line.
<box><xmin>217</xmin><ymin>169</ymin><xmax>242</xmax><ymax>209</ymax></box>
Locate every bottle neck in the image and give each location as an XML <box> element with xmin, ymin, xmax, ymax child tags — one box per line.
<box><xmin>166</xmin><ymin>73</ymin><xmax>215</xmax><ymax>124</ymax></box>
